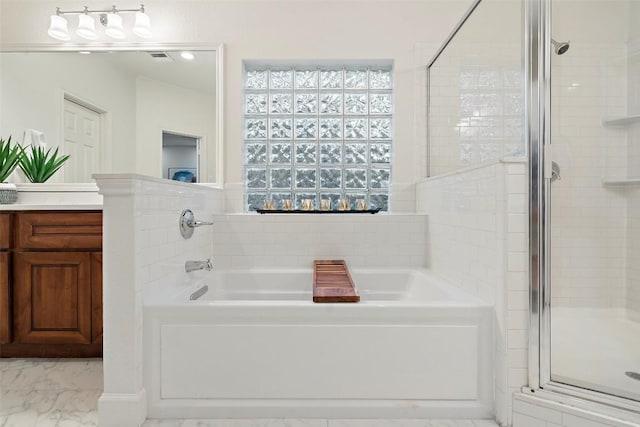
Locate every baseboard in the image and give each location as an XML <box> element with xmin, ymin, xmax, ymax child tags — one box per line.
<box><xmin>147</xmin><ymin>398</ymin><xmax>492</xmax><ymax>419</ymax></box>
<box><xmin>98</xmin><ymin>388</ymin><xmax>147</xmax><ymax>427</ymax></box>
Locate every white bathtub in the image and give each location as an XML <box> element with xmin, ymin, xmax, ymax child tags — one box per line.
<box><xmin>143</xmin><ymin>268</ymin><xmax>494</xmax><ymax>419</ymax></box>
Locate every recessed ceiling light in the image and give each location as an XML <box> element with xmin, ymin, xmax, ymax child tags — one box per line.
<box><xmin>181</xmin><ymin>51</ymin><xmax>195</xmax><ymax>61</ymax></box>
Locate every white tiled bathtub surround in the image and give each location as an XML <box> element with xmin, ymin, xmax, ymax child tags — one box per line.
<box><xmin>95</xmin><ymin>174</ymin><xmax>433</xmax><ymax>426</ymax></box>
<box><xmin>211</xmin><ymin>213</ymin><xmax>426</xmax><ymax>269</ymax></box>
<box><xmin>144</xmin><ymin>267</ymin><xmax>493</xmax><ymax>419</ymax></box>
<box><xmin>416</xmin><ymin>159</ymin><xmax>529</xmax><ymax>427</ymax></box>
<box><xmin>94</xmin><ymin>174</ymin><xmax>223</xmax><ymax>427</ymax></box>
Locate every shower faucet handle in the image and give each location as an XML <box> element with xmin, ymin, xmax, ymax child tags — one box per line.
<box><xmin>179</xmin><ymin>209</ymin><xmax>213</xmax><ymax>239</ymax></box>
<box><xmin>187</xmin><ymin>218</ymin><xmax>214</xmax><ymax>227</ymax></box>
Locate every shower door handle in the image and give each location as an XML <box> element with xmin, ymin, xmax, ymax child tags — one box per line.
<box><xmin>551</xmin><ymin>161</ymin><xmax>561</xmax><ymax>183</ymax></box>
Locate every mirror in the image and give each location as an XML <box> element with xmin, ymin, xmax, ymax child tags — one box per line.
<box><xmin>427</xmin><ymin>0</ymin><xmax>524</xmax><ymax>177</ymax></box>
<box><xmin>0</xmin><ymin>49</ymin><xmax>220</xmax><ymax>185</ymax></box>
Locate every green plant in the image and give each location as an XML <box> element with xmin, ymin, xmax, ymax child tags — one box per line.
<box><xmin>19</xmin><ymin>145</ymin><xmax>70</xmax><ymax>183</ymax></box>
<box><xmin>0</xmin><ymin>136</ymin><xmax>24</xmax><ymax>182</ymax></box>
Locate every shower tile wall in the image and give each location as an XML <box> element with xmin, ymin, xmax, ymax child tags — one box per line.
<box><xmin>627</xmin><ymin>17</ymin><xmax>640</xmax><ymax>318</ymax></box>
<box><xmin>550</xmin><ymin>43</ymin><xmax>629</xmax><ymax>309</ymax></box>
<box><xmin>629</xmin><ymin>188</ymin><xmax>640</xmax><ymax>318</ymax></box>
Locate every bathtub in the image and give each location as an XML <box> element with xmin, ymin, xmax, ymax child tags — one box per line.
<box><xmin>143</xmin><ymin>268</ymin><xmax>494</xmax><ymax>419</ymax></box>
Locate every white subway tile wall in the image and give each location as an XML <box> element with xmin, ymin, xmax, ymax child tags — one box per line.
<box><xmin>416</xmin><ymin>160</ymin><xmax>529</xmax><ymax>427</ymax></box>
<box><xmin>96</xmin><ymin>175</ymin><xmax>224</xmax><ymax>425</ymax></box>
<box><xmin>550</xmin><ymin>44</ymin><xmax>629</xmax><ymax>310</ymax></box>
<box><xmin>134</xmin><ymin>181</ymin><xmax>224</xmax><ymax>301</ymax></box>
<box><xmin>629</xmin><ymin>188</ymin><xmax>640</xmax><ymax>317</ymax></box>
<box><xmin>211</xmin><ymin>214</ymin><xmax>427</xmax><ymax>269</ymax></box>
<box><xmin>626</xmin><ymin>44</ymin><xmax>640</xmax><ymax>318</ymax></box>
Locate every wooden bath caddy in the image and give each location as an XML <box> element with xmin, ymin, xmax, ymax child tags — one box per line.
<box><xmin>313</xmin><ymin>260</ymin><xmax>360</xmax><ymax>303</ymax></box>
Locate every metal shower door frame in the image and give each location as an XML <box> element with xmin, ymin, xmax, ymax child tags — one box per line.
<box><xmin>527</xmin><ymin>0</ymin><xmax>640</xmax><ymax>412</ymax></box>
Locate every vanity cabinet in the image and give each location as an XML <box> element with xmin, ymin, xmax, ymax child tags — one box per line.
<box><xmin>0</xmin><ymin>211</ymin><xmax>103</xmax><ymax>357</ymax></box>
<box><xmin>0</xmin><ymin>214</ymin><xmax>11</xmax><ymax>344</ymax></box>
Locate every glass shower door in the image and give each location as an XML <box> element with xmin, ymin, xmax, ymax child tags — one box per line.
<box><xmin>548</xmin><ymin>0</ymin><xmax>640</xmax><ymax>402</ymax></box>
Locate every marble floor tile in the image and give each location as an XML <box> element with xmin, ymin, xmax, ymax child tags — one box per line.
<box><xmin>1</xmin><ymin>358</ymin><xmax>103</xmax><ymax>391</ymax></box>
<box><xmin>143</xmin><ymin>420</ymin><xmax>329</xmax><ymax>427</ymax></box>
<box><xmin>0</xmin><ymin>359</ymin><xmax>102</xmax><ymax>427</ymax></box>
<box><xmin>1</xmin><ymin>359</ymin><xmax>499</xmax><ymax>427</ymax></box>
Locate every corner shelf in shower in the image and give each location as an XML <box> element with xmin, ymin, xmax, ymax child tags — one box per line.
<box><xmin>602</xmin><ymin>114</ymin><xmax>640</xmax><ymax>127</ymax></box>
<box><xmin>602</xmin><ymin>178</ymin><xmax>640</xmax><ymax>188</ymax></box>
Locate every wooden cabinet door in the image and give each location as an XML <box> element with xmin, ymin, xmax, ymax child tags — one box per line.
<box><xmin>15</xmin><ymin>212</ymin><xmax>102</xmax><ymax>250</ymax></box>
<box><xmin>0</xmin><ymin>252</ymin><xmax>10</xmax><ymax>344</ymax></box>
<box><xmin>91</xmin><ymin>252</ymin><xmax>102</xmax><ymax>344</ymax></box>
<box><xmin>14</xmin><ymin>252</ymin><xmax>92</xmax><ymax>344</ymax></box>
<box><xmin>0</xmin><ymin>214</ymin><xmax>10</xmax><ymax>249</ymax></box>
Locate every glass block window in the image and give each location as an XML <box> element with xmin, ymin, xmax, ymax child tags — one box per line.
<box><xmin>244</xmin><ymin>65</ymin><xmax>392</xmax><ymax>211</ymax></box>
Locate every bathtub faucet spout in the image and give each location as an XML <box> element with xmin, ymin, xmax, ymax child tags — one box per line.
<box><xmin>185</xmin><ymin>259</ymin><xmax>213</xmax><ymax>273</ymax></box>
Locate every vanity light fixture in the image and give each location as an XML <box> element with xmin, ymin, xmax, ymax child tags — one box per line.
<box><xmin>76</xmin><ymin>8</ymin><xmax>97</xmax><ymax>40</ymax></box>
<box><xmin>104</xmin><ymin>9</ymin><xmax>125</xmax><ymax>39</ymax></box>
<box><xmin>47</xmin><ymin>4</ymin><xmax>151</xmax><ymax>41</ymax></box>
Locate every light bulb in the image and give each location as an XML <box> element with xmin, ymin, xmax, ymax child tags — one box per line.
<box><xmin>132</xmin><ymin>11</ymin><xmax>152</xmax><ymax>38</ymax></box>
<box><xmin>181</xmin><ymin>51</ymin><xmax>195</xmax><ymax>60</ymax></box>
<box><xmin>76</xmin><ymin>13</ymin><xmax>97</xmax><ymax>40</ymax></box>
<box><xmin>48</xmin><ymin>15</ymin><xmax>70</xmax><ymax>41</ymax></box>
<box><xmin>105</xmin><ymin>13</ymin><xmax>125</xmax><ymax>39</ymax></box>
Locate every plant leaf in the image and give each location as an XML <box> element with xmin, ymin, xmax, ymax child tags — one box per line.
<box><xmin>19</xmin><ymin>144</ymin><xmax>70</xmax><ymax>183</ymax></box>
<box><xmin>0</xmin><ymin>136</ymin><xmax>25</xmax><ymax>182</ymax></box>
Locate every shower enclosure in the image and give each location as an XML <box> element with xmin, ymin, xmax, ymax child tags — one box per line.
<box><xmin>530</xmin><ymin>0</ymin><xmax>640</xmax><ymax>404</ymax></box>
<box><xmin>427</xmin><ymin>0</ymin><xmax>640</xmax><ymax>420</ymax></box>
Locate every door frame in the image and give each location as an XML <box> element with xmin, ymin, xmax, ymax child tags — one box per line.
<box><xmin>161</xmin><ymin>128</ymin><xmax>203</xmax><ymax>183</ymax></box>
<box><xmin>60</xmin><ymin>91</ymin><xmax>111</xmax><ymax>181</ymax></box>
<box><xmin>527</xmin><ymin>0</ymin><xmax>640</xmax><ymax>412</ymax></box>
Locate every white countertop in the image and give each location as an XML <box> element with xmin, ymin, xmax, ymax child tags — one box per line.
<box><xmin>0</xmin><ymin>183</ymin><xmax>103</xmax><ymax>210</ymax></box>
<box><xmin>0</xmin><ymin>203</ymin><xmax>102</xmax><ymax>211</ymax></box>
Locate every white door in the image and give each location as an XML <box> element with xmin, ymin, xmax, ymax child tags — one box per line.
<box><xmin>63</xmin><ymin>99</ymin><xmax>101</xmax><ymax>182</ymax></box>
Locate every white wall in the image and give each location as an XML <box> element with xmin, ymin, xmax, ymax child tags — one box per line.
<box><xmin>0</xmin><ymin>53</ymin><xmax>137</xmax><ymax>181</ymax></box>
<box><xmin>136</xmin><ymin>77</ymin><xmax>216</xmax><ymax>182</ymax></box>
<box><xmin>0</xmin><ymin>0</ymin><xmax>473</xmax><ymax>207</ymax></box>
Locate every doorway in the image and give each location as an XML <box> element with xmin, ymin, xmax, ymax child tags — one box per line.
<box><xmin>162</xmin><ymin>132</ymin><xmax>200</xmax><ymax>183</ymax></box>
<box><xmin>63</xmin><ymin>98</ymin><xmax>102</xmax><ymax>183</ymax></box>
